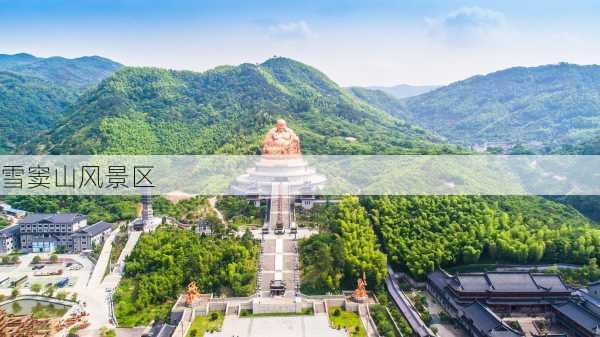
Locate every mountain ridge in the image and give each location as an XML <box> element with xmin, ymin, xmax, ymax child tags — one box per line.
<box><xmin>403</xmin><ymin>62</ymin><xmax>600</xmax><ymax>150</ymax></box>
<box><xmin>25</xmin><ymin>57</ymin><xmax>458</xmax><ymax>155</ymax></box>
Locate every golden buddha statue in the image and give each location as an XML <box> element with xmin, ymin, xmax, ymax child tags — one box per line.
<box><xmin>184</xmin><ymin>281</ymin><xmax>199</xmax><ymax>307</ymax></box>
<box><xmin>261</xmin><ymin>119</ymin><xmax>301</xmax><ymax>156</ymax></box>
<box><xmin>351</xmin><ymin>272</ymin><xmax>368</xmax><ymax>302</ymax></box>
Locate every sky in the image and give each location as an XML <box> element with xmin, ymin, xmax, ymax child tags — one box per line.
<box><xmin>2</xmin><ymin>0</ymin><xmax>600</xmax><ymax>86</ymax></box>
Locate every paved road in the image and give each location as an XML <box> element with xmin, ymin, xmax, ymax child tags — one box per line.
<box><xmin>87</xmin><ymin>230</ymin><xmax>118</xmax><ymax>289</ymax></box>
<box><xmin>385</xmin><ymin>265</ymin><xmax>435</xmax><ymax>337</ymax></box>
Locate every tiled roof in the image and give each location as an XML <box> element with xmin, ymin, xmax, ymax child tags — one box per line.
<box><xmin>553</xmin><ymin>301</ymin><xmax>600</xmax><ymax>333</ymax></box>
<box><xmin>448</xmin><ymin>272</ymin><xmax>569</xmax><ymax>294</ymax></box>
<box><xmin>0</xmin><ymin>224</ymin><xmax>19</xmax><ymax>237</ymax></box>
<box><xmin>74</xmin><ymin>221</ymin><xmax>112</xmax><ymax>236</ymax></box>
<box><xmin>19</xmin><ymin>213</ymin><xmax>86</xmax><ymax>224</ymax></box>
<box><xmin>462</xmin><ymin>302</ymin><xmax>522</xmax><ymax>337</ymax></box>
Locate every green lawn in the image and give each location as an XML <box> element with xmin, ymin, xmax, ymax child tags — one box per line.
<box><xmin>186</xmin><ymin>311</ymin><xmax>224</xmax><ymax>337</ymax></box>
<box><xmin>328</xmin><ymin>307</ymin><xmax>366</xmax><ymax>337</ymax></box>
<box><xmin>239</xmin><ymin>308</ymin><xmax>314</xmax><ymax>317</ymax></box>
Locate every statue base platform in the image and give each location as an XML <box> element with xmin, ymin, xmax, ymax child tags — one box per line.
<box><xmin>351</xmin><ymin>295</ymin><xmax>369</xmax><ymax>303</ymax></box>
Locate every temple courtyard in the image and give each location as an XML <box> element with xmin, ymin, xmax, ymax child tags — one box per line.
<box><xmin>206</xmin><ymin>315</ymin><xmax>347</xmax><ymax>337</ymax></box>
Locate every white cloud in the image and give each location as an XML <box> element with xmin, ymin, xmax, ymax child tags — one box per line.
<box><xmin>425</xmin><ymin>6</ymin><xmax>506</xmax><ymax>47</ymax></box>
<box><xmin>267</xmin><ymin>20</ymin><xmax>313</xmax><ymax>40</ymax></box>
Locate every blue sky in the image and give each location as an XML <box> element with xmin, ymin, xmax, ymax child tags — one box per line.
<box><xmin>2</xmin><ymin>0</ymin><xmax>600</xmax><ymax>86</ymax></box>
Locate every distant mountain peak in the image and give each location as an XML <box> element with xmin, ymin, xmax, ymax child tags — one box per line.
<box><xmin>367</xmin><ymin>83</ymin><xmax>441</xmax><ymax>99</ymax></box>
<box><xmin>403</xmin><ymin>62</ymin><xmax>600</xmax><ymax>150</ymax></box>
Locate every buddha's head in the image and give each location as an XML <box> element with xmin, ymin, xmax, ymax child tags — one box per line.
<box><xmin>276</xmin><ymin>119</ymin><xmax>287</xmax><ymax>131</ymax></box>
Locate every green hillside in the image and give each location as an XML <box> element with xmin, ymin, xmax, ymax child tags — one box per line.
<box><xmin>30</xmin><ymin>57</ymin><xmax>457</xmax><ymax>155</ymax></box>
<box><xmin>0</xmin><ymin>53</ymin><xmax>122</xmax><ymax>153</ymax></box>
<box><xmin>0</xmin><ymin>71</ymin><xmax>76</xmax><ymax>153</ymax></box>
<box><xmin>401</xmin><ymin>63</ymin><xmax>600</xmax><ymax>150</ymax></box>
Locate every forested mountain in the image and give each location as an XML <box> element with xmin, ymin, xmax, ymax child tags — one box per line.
<box><xmin>0</xmin><ymin>53</ymin><xmax>122</xmax><ymax>153</ymax></box>
<box><xmin>368</xmin><ymin>84</ymin><xmax>440</xmax><ymax>99</ymax></box>
<box><xmin>0</xmin><ymin>53</ymin><xmax>122</xmax><ymax>91</ymax></box>
<box><xmin>28</xmin><ymin>57</ymin><xmax>457</xmax><ymax>155</ymax></box>
<box><xmin>400</xmin><ymin>63</ymin><xmax>600</xmax><ymax>150</ymax></box>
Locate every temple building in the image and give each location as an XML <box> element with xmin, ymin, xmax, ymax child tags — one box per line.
<box><xmin>427</xmin><ymin>269</ymin><xmax>600</xmax><ymax>337</ymax></box>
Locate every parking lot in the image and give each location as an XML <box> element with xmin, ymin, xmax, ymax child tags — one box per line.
<box><xmin>0</xmin><ymin>253</ymin><xmax>94</xmax><ymax>298</ymax></box>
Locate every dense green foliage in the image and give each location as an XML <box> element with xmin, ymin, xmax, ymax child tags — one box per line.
<box><xmin>370</xmin><ymin>305</ymin><xmax>402</xmax><ymax>337</ymax></box>
<box><xmin>0</xmin><ymin>53</ymin><xmax>121</xmax><ymax>153</ymax></box>
<box><xmin>374</xmin><ymin>291</ymin><xmax>413</xmax><ymax>336</ymax></box>
<box><xmin>114</xmin><ymin>228</ymin><xmax>258</xmax><ymax>326</ymax></box>
<box><xmin>399</xmin><ymin>63</ymin><xmax>600</xmax><ymax>150</ymax></box>
<box><xmin>216</xmin><ymin>196</ymin><xmax>261</xmax><ymax>226</ymax></box>
<box><xmin>549</xmin><ymin>137</ymin><xmax>600</xmax><ymax>222</ymax></box>
<box><xmin>4</xmin><ymin>195</ymin><xmax>137</xmax><ymax>223</ymax></box>
<box><xmin>545</xmin><ymin>258</ymin><xmax>600</xmax><ymax>288</ymax></box>
<box><xmin>153</xmin><ymin>196</ymin><xmax>212</xmax><ymax>223</ymax></box>
<box><xmin>299</xmin><ymin>196</ymin><xmax>387</xmax><ymax>294</ymax></box>
<box><xmin>299</xmin><ymin>232</ymin><xmax>345</xmax><ymax>294</ymax></box>
<box><xmin>365</xmin><ymin>196</ymin><xmax>600</xmax><ymax>279</ymax></box>
<box><xmin>0</xmin><ymin>217</ymin><xmax>9</xmax><ymax>229</ymax></box>
<box><xmin>30</xmin><ymin>57</ymin><xmax>457</xmax><ymax>155</ymax></box>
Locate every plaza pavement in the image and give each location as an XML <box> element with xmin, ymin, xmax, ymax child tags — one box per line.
<box><xmin>206</xmin><ymin>315</ymin><xmax>347</xmax><ymax>337</ymax></box>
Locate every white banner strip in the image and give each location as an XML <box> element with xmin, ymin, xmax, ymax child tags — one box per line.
<box><xmin>0</xmin><ymin>155</ymin><xmax>598</xmax><ymax>196</ymax></box>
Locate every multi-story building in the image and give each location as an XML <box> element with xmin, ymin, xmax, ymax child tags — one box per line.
<box><xmin>0</xmin><ymin>224</ymin><xmax>20</xmax><ymax>253</ymax></box>
<box><xmin>71</xmin><ymin>220</ymin><xmax>113</xmax><ymax>252</ymax></box>
<box><xmin>19</xmin><ymin>213</ymin><xmax>87</xmax><ymax>252</ymax></box>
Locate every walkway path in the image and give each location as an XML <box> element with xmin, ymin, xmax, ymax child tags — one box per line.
<box><xmin>87</xmin><ymin>230</ymin><xmax>118</xmax><ymax>289</ymax></box>
<box><xmin>208</xmin><ymin>196</ymin><xmax>228</xmax><ymax>226</ymax></box>
<box><xmin>258</xmin><ymin>233</ymin><xmax>299</xmax><ymax>298</ymax></box>
<box><xmin>385</xmin><ymin>265</ymin><xmax>435</xmax><ymax>337</ymax></box>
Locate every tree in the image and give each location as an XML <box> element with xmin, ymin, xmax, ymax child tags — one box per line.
<box><xmin>44</xmin><ymin>284</ymin><xmax>55</xmax><ymax>297</ymax></box>
<box><xmin>50</xmin><ymin>254</ymin><xmax>59</xmax><ymax>263</ymax></box>
<box><xmin>57</xmin><ymin>291</ymin><xmax>68</xmax><ymax>300</ymax></box>
<box><xmin>32</xmin><ymin>255</ymin><xmax>41</xmax><ymax>264</ymax></box>
<box><xmin>11</xmin><ymin>287</ymin><xmax>19</xmax><ymax>298</ymax></box>
<box><xmin>30</xmin><ymin>283</ymin><xmax>42</xmax><ymax>294</ymax></box>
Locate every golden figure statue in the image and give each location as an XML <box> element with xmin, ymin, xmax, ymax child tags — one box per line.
<box><xmin>262</xmin><ymin>119</ymin><xmax>301</xmax><ymax>156</ymax></box>
<box><xmin>352</xmin><ymin>272</ymin><xmax>368</xmax><ymax>301</ymax></box>
<box><xmin>184</xmin><ymin>281</ymin><xmax>199</xmax><ymax>307</ymax></box>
